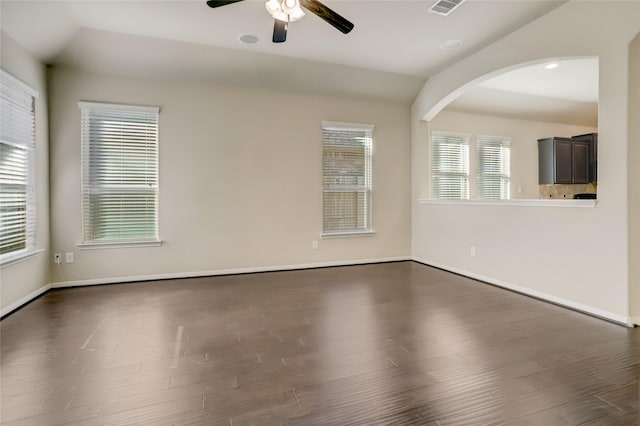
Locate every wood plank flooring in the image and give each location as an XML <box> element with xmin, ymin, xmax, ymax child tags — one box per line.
<box><xmin>1</xmin><ymin>261</ymin><xmax>638</xmax><ymax>425</ymax></box>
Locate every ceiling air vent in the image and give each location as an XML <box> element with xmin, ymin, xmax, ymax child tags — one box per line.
<box><xmin>428</xmin><ymin>0</ymin><xmax>466</xmax><ymax>16</ymax></box>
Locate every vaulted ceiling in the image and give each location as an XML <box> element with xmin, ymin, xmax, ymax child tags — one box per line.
<box><xmin>1</xmin><ymin>0</ymin><xmax>597</xmax><ymax>124</ymax></box>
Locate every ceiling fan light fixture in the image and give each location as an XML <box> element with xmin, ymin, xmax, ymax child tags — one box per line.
<box><xmin>265</xmin><ymin>0</ymin><xmax>305</xmax><ymax>22</ymax></box>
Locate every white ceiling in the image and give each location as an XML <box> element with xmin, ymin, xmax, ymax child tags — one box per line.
<box><xmin>447</xmin><ymin>58</ymin><xmax>599</xmax><ymax>126</ymax></box>
<box><xmin>480</xmin><ymin>58</ymin><xmax>598</xmax><ymax>103</ymax></box>
<box><xmin>0</xmin><ymin>0</ymin><xmax>598</xmax><ymax>123</ymax></box>
<box><xmin>1</xmin><ymin>0</ymin><xmax>565</xmax><ymax>76</ymax></box>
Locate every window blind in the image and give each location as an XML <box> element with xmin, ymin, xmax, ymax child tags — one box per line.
<box><xmin>0</xmin><ymin>70</ymin><xmax>38</xmax><ymax>258</ymax></box>
<box><xmin>80</xmin><ymin>102</ymin><xmax>159</xmax><ymax>243</ymax></box>
<box><xmin>322</xmin><ymin>121</ymin><xmax>373</xmax><ymax>234</ymax></box>
<box><xmin>431</xmin><ymin>132</ymin><xmax>469</xmax><ymax>199</ymax></box>
<box><xmin>477</xmin><ymin>135</ymin><xmax>511</xmax><ymax>200</ymax></box>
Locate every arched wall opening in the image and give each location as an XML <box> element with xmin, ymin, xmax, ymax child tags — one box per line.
<box><xmin>422</xmin><ymin>56</ymin><xmax>598</xmax><ymax>123</ymax></box>
<box><xmin>420</xmin><ymin>56</ymin><xmax>599</xmax><ymax>201</ymax></box>
<box><xmin>410</xmin><ymin>0</ymin><xmax>639</xmax><ymax>325</ymax></box>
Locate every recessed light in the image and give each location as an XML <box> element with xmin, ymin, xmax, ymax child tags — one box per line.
<box><xmin>440</xmin><ymin>39</ymin><xmax>462</xmax><ymax>50</ymax></box>
<box><xmin>545</xmin><ymin>62</ymin><xmax>560</xmax><ymax>70</ymax></box>
<box><xmin>239</xmin><ymin>34</ymin><xmax>259</xmax><ymax>45</ymax></box>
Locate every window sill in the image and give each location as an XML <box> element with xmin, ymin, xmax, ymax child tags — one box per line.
<box><xmin>0</xmin><ymin>249</ymin><xmax>45</xmax><ymax>268</ymax></box>
<box><xmin>321</xmin><ymin>230</ymin><xmax>376</xmax><ymax>239</ymax></box>
<box><xmin>418</xmin><ymin>199</ymin><xmax>597</xmax><ymax>208</ymax></box>
<box><xmin>78</xmin><ymin>240</ymin><xmax>163</xmax><ymax>250</ymax></box>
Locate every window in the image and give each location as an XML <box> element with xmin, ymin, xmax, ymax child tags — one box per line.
<box><xmin>431</xmin><ymin>131</ymin><xmax>512</xmax><ymax>200</ymax></box>
<box><xmin>322</xmin><ymin>121</ymin><xmax>373</xmax><ymax>235</ymax></box>
<box><xmin>431</xmin><ymin>131</ymin><xmax>469</xmax><ymax>199</ymax></box>
<box><xmin>79</xmin><ymin>102</ymin><xmax>159</xmax><ymax>245</ymax></box>
<box><xmin>0</xmin><ymin>70</ymin><xmax>38</xmax><ymax>262</ymax></box>
<box><xmin>477</xmin><ymin>135</ymin><xmax>511</xmax><ymax>200</ymax></box>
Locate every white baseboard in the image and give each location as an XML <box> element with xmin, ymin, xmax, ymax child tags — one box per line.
<box><xmin>1</xmin><ymin>283</ymin><xmax>51</xmax><ymax>318</ymax></box>
<box><xmin>412</xmin><ymin>257</ymin><xmax>633</xmax><ymax>327</ymax></box>
<box><xmin>49</xmin><ymin>256</ymin><xmax>412</xmax><ymax>289</ymax></box>
<box><xmin>4</xmin><ymin>257</ymin><xmax>409</xmax><ymax>315</ymax></box>
<box><xmin>8</xmin><ymin>257</ymin><xmax>635</xmax><ymax>328</ymax></box>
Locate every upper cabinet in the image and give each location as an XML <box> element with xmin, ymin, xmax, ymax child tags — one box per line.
<box><xmin>571</xmin><ymin>133</ymin><xmax>598</xmax><ymax>182</ymax></box>
<box><xmin>538</xmin><ymin>135</ymin><xmax>596</xmax><ymax>184</ymax></box>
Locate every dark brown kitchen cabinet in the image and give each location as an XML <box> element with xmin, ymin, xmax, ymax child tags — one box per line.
<box><xmin>538</xmin><ymin>137</ymin><xmax>590</xmax><ymax>184</ymax></box>
<box><xmin>572</xmin><ymin>132</ymin><xmax>598</xmax><ymax>182</ymax></box>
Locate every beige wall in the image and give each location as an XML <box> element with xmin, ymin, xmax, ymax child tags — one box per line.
<box><xmin>2</xmin><ymin>1</ymin><xmax>636</xmax><ymax>326</ymax></box>
<box><xmin>48</xmin><ymin>68</ymin><xmax>412</xmax><ymax>284</ymax></box>
<box><xmin>0</xmin><ymin>32</ymin><xmax>51</xmax><ymax>314</ymax></box>
<box><xmin>429</xmin><ymin>110</ymin><xmax>596</xmax><ymax>199</ymax></box>
<box><xmin>412</xmin><ymin>1</ymin><xmax>640</xmax><ymax>324</ymax></box>
<box><xmin>629</xmin><ymin>33</ymin><xmax>640</xmax><ymax>321</ymax></box>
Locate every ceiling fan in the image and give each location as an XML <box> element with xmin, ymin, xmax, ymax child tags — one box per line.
<box><xmin>206</xmin><ymin>0</ymin><xmax>354</xmax><ymax>43</ymax></box>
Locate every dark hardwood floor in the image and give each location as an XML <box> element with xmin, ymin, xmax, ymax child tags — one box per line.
<box><xmin>1</xmin><ymin>261</ymin><xmax>638</xmax><ymax>425</ymax></box>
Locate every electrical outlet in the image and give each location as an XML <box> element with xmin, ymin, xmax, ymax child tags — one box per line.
<box><xmin>470</xmin><ymin>246</ymin><xmax>476</xmax><ymax>257</ymax></box>
<box><xmin>65</xmin><ymin>252</ymin><xmax>74</xmax><ymax>263</ymax></box>
<box><xmin>312</xmin><ymin>240</ymin><xmax>319</xmax><ymax>250</ymax></box>
<box><xmin>54</xmin><ymin>253</ymin><xmax>62</xmax><ymax>264</ymax></box>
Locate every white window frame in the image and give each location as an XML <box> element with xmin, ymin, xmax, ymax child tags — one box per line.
<box><xmin>78</xmin><ymin>101</ymin><xmax>160</xmax><ymax>248</ymax></box>
<box><xmin>430</xmin><ymin>131</ymin><xmax>470</xmax><ymax>199</ymax></box>
<box><xmin>476</xmin><ymin>135</ymin><xmax>511</xmax><ymax>200</ymax></box>
<box><xmin>0</xmin><ymin>70</ymin><xmax>39</xmax><ymax>266</ymax></box>
<box><xmin>322</xmin><ymin>121</ymin><xmax>374</xmax><ymax>237</ymax></box>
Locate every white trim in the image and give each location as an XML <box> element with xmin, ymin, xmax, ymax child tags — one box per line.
<box><xmin>418</xmin><ymin>198</ymin><xmax>597</xmax><ymax>208</ymax></box>
<box><xmin>49</xmin><ymin>257</ymin><xmax>411</xmax><ymax>288</ymax></box>
<box><xmin>0</xmin><ymin>248</ymin><xmax>44</xmax><ymax>268</ymax></box>
<box><xmin>78</xmin><ymin>240</ymin><xmax>162</xmax><ymax>250</ymax></box>
<box><xmin>1</xmin><ymin>283</ymin><xmax>50</xmax><ymax>318</ymax></box>
<box><xmin>322</xmin><ymin>121</ymin><xmax>374</xmax><ymax>131</ymax></box>
<box><xmin>78</xmin><ymin>101</ymin><xmax>159</xmax><ymax>113</ymax></box>
<box><xmin>5</xmin><ymin>257</ymin><xmax>632</xmax><ymax>328</ymax></box>
<box><xmin>412</xmin><ymin>257</ymin><xmax>632</xmax><ymax>327</ymax></box>
<box><xmin>321</xmin><ymin>231</ymin><xmax>375</xmax><ymax>239</ymax></box>
<box><xmin>0</xmin><ymin>257</ymin><xmax>409</xmax><ymax>318</ymax></box>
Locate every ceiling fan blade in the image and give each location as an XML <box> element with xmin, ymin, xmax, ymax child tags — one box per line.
<box><xmin>206</xmin><ymin>0</ymin><xmax>245</xmax><ymax>8</ymax></box>
<box><xmin>272</xmin><ymin>19</ymin><xmax>288</xmax><ymax>43</ymax></box>
<box><xmin>299</xmin><ymin>0</ymin><xmax>354</xmax><ymax>34</ymax></box>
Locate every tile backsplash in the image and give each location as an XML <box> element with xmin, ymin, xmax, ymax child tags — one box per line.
<box><xmin>539</xmin><ymin>182</ymin><xmax>597</xmax><ymax>199</ymax></box>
